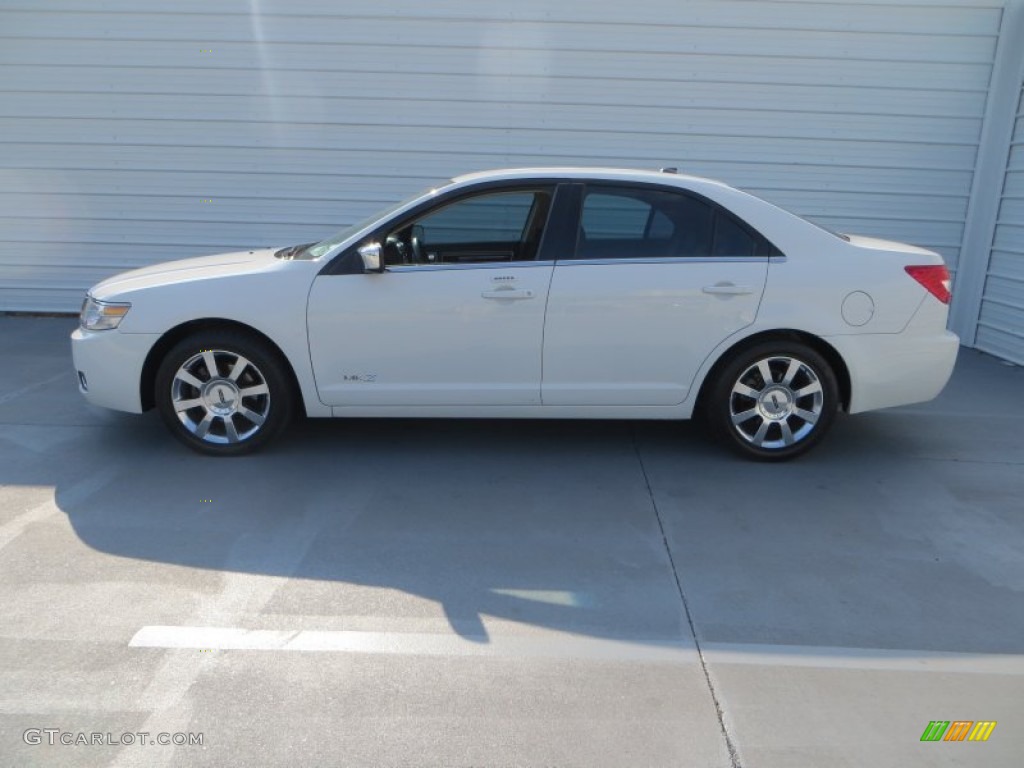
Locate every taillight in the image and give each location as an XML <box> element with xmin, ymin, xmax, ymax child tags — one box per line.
<box><xmin>905</xmin><ymin>265</ymin><xmax>951</xmax><ymax>304</ymax></box>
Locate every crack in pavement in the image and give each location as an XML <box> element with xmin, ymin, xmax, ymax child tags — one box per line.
<box><xmin>632</xmin><ymin>427</ymin><xmax>742</xmax><ymax>768</ymax></box>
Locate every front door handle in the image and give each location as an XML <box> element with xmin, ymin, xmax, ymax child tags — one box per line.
<box><xmin>702</xmin><ymin>283</ymin><xmax>755</xmax><ymax>296</ymax></box>
<box><xmin>481</xmin><ymin>289</ymin><xmax>535</xmax><ymax>300</ymax></box>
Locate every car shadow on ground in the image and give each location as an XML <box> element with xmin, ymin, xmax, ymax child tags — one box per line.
<box><xmin>51</xmin><ymin>416</ymin><xmax>698</xmax><ymax>645</ymax></box>
<box><xmin>2</xmin><ymin>319</ymin><xmax>1020</xmax><ymax>656</ymax></box>
<box><xmin>36</xmin><ymin>404</ymin><xmax>1024</xmax><ymax>656</ymax></box>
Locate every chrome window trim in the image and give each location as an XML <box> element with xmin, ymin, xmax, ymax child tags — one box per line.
<box><xmin>387</xmin><ymin>260</ymin><xmax>556</xmax><ymax>273</ymax></box>
<box><xmin>554</xmin><ymin>256</ymin><xmax>771</xmax><ymax>267</ymax></box>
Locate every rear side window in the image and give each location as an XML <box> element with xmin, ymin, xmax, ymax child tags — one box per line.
<box><xmin>581</xmin><ymin>193</ymin><xmax>656</xmax><ymax>240</ymax></box>
<box><xmin>713</xmin><ymin>212</ymin><xmax>757</xmax><ymax>257</ymax></box>
<box><xmin>572</xmin><ymin>184</ymin><xmax>779</xmax><ymax>259</ymax></box>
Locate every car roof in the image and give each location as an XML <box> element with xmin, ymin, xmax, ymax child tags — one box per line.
<box><xmin>449</xmin><ymin>167</ymin><xmax>729</xmax><ymax>189</ymax></box>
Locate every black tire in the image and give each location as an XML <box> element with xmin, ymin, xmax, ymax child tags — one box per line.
<box><xmin>154</xmin><ymin>330</ymin><xmax>293</xmax><ymax>456</ymax></box>
<box><xmin>705</xmin><ymin>341</ymin><xmax>839</xmax><ymax>462</ymax></box>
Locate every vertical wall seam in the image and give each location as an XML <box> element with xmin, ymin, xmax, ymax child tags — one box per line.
<box><xmin>950</xmin><ymin>0</ymin><xmax>1024</xmax><ymax>344</ymax></box>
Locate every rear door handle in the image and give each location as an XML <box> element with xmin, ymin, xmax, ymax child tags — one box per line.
<box><xmin>481</xmin><ymin>289</ymin><xmax>535</xmax><ymax>300</ymax></box>
<box><xmin>702</xmin><ymin>283</ymin><xmax>755</xmax><ymax>296</ymax></box>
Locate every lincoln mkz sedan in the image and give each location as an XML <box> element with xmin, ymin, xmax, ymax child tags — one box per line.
<box><xmin>71</xmin><ymin>168</ymin><xmax>959</xmax><ymax>460</ymax></box>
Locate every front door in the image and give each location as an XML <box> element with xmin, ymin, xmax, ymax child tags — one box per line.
<box><xmin>307</xmin><ymin>186</ymin><xmax>555</xmax><ymax>406</ymax></box>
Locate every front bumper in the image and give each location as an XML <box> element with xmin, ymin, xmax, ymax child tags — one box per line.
<box><xmin>71</xmin><ymin>328</ymin><xmax>161</xmax><ymax>413</ymax></box>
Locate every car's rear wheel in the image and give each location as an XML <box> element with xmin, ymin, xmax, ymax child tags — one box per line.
<box><xmin>706</xmin><ymin>341</ymin><xmax>839</xmax><ymax>461</ymax></box>
<box><xmin>155</xmin><ymin>331</ymin><xmax>293</xmax><ymax>456</ymax></box>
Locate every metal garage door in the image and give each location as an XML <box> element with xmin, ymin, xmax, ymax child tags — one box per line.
<box><xmin>0</xmin><ymin>0</ymin><xmax>1003</xmax><ymax>311</ymax></box>
<box><xmin>976</xmin><ymin>83</ymin><xmax>1024</xmax><ymax>364</ymax></box>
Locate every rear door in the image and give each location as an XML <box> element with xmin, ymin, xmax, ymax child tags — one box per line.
<box><xmin>542</xmin><ymin>182</ymin><xmax>772</xmax><ymax>406</ymax></box>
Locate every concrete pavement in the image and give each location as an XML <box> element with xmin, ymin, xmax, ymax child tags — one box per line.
<box><xmin>0</xmin><ymin>316</ymin><xmax>1021</xmax><ymax>767</ymax></box>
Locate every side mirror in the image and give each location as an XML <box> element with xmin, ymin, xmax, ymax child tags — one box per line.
<box><xmin>357</xmin><ymin>242</ymin><xmax>384</xmax><ymax>273</ymax></box>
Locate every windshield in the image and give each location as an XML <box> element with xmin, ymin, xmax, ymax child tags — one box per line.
<box><xmin>302</xmin><ymin>185</ymin><xmax>444</xmax><ymax>259</ymax></box>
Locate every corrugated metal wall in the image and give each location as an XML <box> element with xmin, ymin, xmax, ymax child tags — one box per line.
<box><xmin>977</xmin><ymin>83</ymin><xmax>1024</xmax><ymax>363</ymax></box>
<box><xmin>0</xmin><ymin>0</ymin><xmax>1003</xmax><ymax>312</ymax></box>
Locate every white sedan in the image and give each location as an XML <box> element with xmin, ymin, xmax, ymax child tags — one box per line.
<box><xmin>71</xmin><ymin>168</ymin><xmax>959</xmax><ymax>460</ymax></box>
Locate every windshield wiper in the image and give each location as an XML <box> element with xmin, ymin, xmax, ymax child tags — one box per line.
<box><xmin>274</xmin><ymin>242</ymin><xmax>315</xmax><ymax>260</ymax></box>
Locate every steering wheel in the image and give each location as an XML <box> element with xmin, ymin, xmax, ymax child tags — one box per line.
<box><xmin>410</xmin><ymin>225</ymin><xmax>425</xmax><ymax>263</ymax></box>
<box><xmin>384</xmin><ymin>233</ymin><xmax>406</xmax><ymax>264</ymax></box>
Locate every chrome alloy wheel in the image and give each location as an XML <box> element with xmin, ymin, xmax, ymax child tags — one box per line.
<box><xmin>170</xmin><ymin>349</ymin><xmax>270</xmax><ymax>444</ymax></box>
<box><xmin>728</xmin><ymin>356</ymin><xmax>824</xmax><ymax>450</ymax></box>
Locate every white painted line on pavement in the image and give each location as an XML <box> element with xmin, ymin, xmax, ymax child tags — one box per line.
<box><xmin>491</xmin><ymin>588</ymin><xmax>595</xmax><ymax>607</ymax></box>
<box><xmin>130</xmin><ymin>629</ymin><xmax>1024</xmax><ymax>672</ymax></box>
<box><xmin>129</xmin><ymin>625</ymin><xmax>696</xmax><ymax>663</ymax></box>
<box><xmin>703</xmin><ymin>642</ymin><xmax>1024</xmax><ymax>675</ymax></box>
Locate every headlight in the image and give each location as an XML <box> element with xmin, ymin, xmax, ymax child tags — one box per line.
<box><xmin>80</xmin><ymin>296</ymin><xmax>131</xmax><ymax>330</ymax></box>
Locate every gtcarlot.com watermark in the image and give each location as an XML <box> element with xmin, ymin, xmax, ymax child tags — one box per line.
<box><xmin>23</xmin><ymin>729</ymin><xmax>203</xmax><ymax>747</ymax></box>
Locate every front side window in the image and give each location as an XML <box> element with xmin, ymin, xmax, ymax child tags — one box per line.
<box><xmin>383</xmin><ymin>188</ymin><xmax>553</xmax><ymax>265</ymax></box>
<box><xmin>573</xmin><ymin>184</ymin><xmax>776</xmax><ymax>259</ymax></box>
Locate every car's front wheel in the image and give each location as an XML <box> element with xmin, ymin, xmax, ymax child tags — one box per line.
<box><xmin>706</xmin><ymin>341</ymin><xmax>839</xmax><ymax>461</ymax></box>
<box><xmin>154</xmin><ymin>330</ymin><xmax>293</xmax><ymax>456</ymax></box>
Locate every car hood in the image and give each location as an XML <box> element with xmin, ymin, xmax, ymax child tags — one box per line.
<box><xmin>90</xmin><ymin>249</ymin><xmax>281</xmax><ymax>300</ymax></box>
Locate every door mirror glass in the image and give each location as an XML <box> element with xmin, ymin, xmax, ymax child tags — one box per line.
<box><xmin>357</xmin><ymin>242</ymin><xmax>384</xmax><ymax>273</ymax></box>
